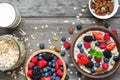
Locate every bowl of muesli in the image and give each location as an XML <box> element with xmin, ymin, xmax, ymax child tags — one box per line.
<box><xmin>71</xmin><ymin>27</ymin><xmax>120</xmax><ymax>78</ymax></box>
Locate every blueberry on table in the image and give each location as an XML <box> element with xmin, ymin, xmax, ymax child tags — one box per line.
<box><xmin>77</xmin><ymin>71</ymin><xmax>82</xmax><ymax>77</ymax></box>
<box><xmin>65</xmin><ymin>75</ymin><xmax>69</xmax><ymax>80</ymax></box>
<box><xmin>61</xmin><ymin>37</ymin><xmax>66</xmax><ymax>42</ymax></box>
<box><xmin>113</xmin><ymin>56</ymin><xmax>119</xmax><ymax>62</ymax></box>
<box><xmin>95</xmin><ymin>62</ymin><xmax>100</xmax><ymax>68</ymax></box>
<box><xmin>60</xmin><ymin>50</ymin><xmax>66</xmax><ymax>57</ymax></box>
<box><xmin>39</xmin><ymin>43</ymin><xmax>45</xmax><ymax>49</ymax></box>
<box><xmin>104</xmin><ymin>58</ymin><xmax>109</xmax><ymax>63</ymax></box>
<box><xmin>76</xmin><ymin>24</ymin><xmax>82</xmax><ymax>30</ymax></box>
<box><xmin>104</xmin><ymin>22</ymin><xmax>110</xmax><ymax>28</ymax></box>
<box><xmin>77</xmin><ymin>43</ymin><xmax>82</xmax><ymax>49</ymax></box>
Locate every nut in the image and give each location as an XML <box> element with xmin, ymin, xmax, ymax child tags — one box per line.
<box><xmin>68</xmin><ymin>26</ymin><xmax>74</xmax><ymax>34</ymax></box>
<box><xmin>54</xmin><ymin>46</ymin><xmax>61</xmax><ymax>52</ymax></box>
<box><xmin>96</xmin><ymin>67</ymin><xmax>103</xmax><ymax>72</ymax></box>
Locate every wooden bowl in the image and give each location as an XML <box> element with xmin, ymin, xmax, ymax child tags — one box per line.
<box><xmin>25</xmin><ymin>49</ymin><xmax>67</xmax><ymax>80</ymax></box>
<box><xmin>70</xmin><ymin>27</ymin><xmax>120</xmax><ymax>79</ymax></box>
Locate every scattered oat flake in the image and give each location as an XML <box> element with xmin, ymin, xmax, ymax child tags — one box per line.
<box><xmin>74</xmin><ymin>31</ymin><xmax>78</xmax><ymax>33</ymax></box>
<box><xmin>48</xmin><ymin>39</ymin><xmax>51</xmax><ymax>42</ymax></box>
<box><xmin>68</xmin><ymin>37</ymin><xmax>71</xmax><ymax>40</ymax></box>
<box><xmin>70</xmin><ymin>63</ymin><xmax>74</xmax><ymax>66</ymax></box>
<box><xmin>41</xmin><ymin>26</ymin><xmax>44</xmax><ymax>28</ymax></box>
<box><xmin>49</xmin><ymin>42</ymin><xmax>51</xmax><ymax>44</ymax></box>
<box><xmin>81</xmin><ymin>9</ymin><xmax>85</xmax><ymax>12</ymax></box>
<box><xmin>34</xmin><ymin>27</ymin><xmax>38</xmax><ymax>29</ymax></box>
<box><xmin>79</xmin><ymin>13</ymin><xmax>82</xmax><ymax>16</ymax></box>
<box><xmin>54</xmin><ymin>33</ymin><xmax>57</xmax><ymax>36</ymax></box>
<box><xmin>64</xmin><ymin>20</ymin><xmax>68</xmax><ymax>23</ymax></box>
<box><xmin>70</xmin><ymin>71</ymin><xmax>73</xmax><ymax>74</ymax></box>
<box><xmin>68</xmin><ymin>54</ymin><xmax>70</xmax><ymax>56</ymax></box>
<box><xmin>28</xmin><ymin>43</ymin><xmax>30</xmax><ymax>46</ymax></box>
<box><xmin>67</xmin><ymin>68</ymin><xmax>71</xmax><ymax>71</ymax></box>
<box><xmin>72</xmin><ymin>22</ymin><xmax>75</xmax><ymax>25</ymax></box>
<box><xmin>30</xmin><ymin>49</ymin><xmax>33</xmax><ymax>52</ymax></box>
<box><xmin>74</xmin><ymin>7</ymin><xmax>77</xmax><ymax>10</ymax></box>
<box><xmin>40</xmin><ymin>33</ymin><xmax>43</xmax><ymax>35</ymax></box>
<box><xmin>60</xmin><ymin>32</ymin><xmax>63</xmax><ymax>34</ymax></box>
<box><xmin>37</xmin><ymin>44</ymin><xmax>39</xmax><ymax>46</ymax></box>
<box><xmin>45</xmin><ymin>25</ymin><xmax>48</xmax><ymax>27</ymax></box>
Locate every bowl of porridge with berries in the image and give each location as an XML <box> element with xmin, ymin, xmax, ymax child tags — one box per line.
<box><xmin>71</xmin><ymin>27</ymin><xmax>120</xmax><ymax>78</ymax></box>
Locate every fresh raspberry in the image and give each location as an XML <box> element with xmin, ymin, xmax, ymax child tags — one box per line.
<box><xmin>99</xmin><ymin>43</ymin><xmax>106</xmax><ymax>49</ymax></box>
<box><xmin>37</xmin><ymin>59</ymin><xmax>47</xmax><ymax>68</ymax></box>
<box><xmin>77</xmin><ymin>56</ymin><xmax>89</xmax><ymax>65</ymax></box>
<box><xmin>28</xmin><ymin>62</ymin><xmax>35</xmax><ymax>68</ymax></box>
<box><xmin>31</xmin><ymin>57</ymin><xmax>38</xmax><ymax>64</ymax></box>
<box><xmin>84</xmin><ymin>42</ymin><xmax>91</xmax><ymax>49</ymax></box>
<box><xmin>104</xmin><ymin>33</ymin><xmax>110</xmax><ymax>41</ymax></box>
<box><xmin>64</xmin><ymin>41</ymin><xmax>71</xmax><ymax>49</ymax></box>
<box><xmin>56</xmin><ymin>59</ymin><xmax>63</xmax><ymax>66</ymax></box>
<box><xmin>112</xmin><ymin>29</ymin><xmax>117</xmax><ymax>35</ymax></box>
<box><xmin>27</xmin><ymin>70</ymin><xmax>33</xmax><ymax>77</ymax></box>
<box><xmin>94</xmin><ymin>57</ymin><xmax>102</xmax><ymax>62</ymax></box>
<box><xmin>102</xmin><ymin>63</ymin><xmax>109</xmax><ymax>70</ymax></box>
<box><xmin>77</xmin><ymin>53</ymin><xmax>83</xmax><ymax>59</ymax></box>
<box><xmin>56</xmin><ymin>69</ymin><xmax>63</xmax><ymax>77</ymax></box>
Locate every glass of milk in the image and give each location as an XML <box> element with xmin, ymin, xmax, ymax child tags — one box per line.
<box><xmin>0</xmin><ymin>3</ymin><xmax>21</xmax><ymax>28</ymax></box>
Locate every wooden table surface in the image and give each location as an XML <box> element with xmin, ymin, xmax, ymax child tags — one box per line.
<box><xmin>0</xmin><ymin>0</ymin><xmax>120</xmax><ymax>80</ymax></box>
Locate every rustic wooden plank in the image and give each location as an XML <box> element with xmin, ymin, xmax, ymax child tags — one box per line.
<box><xmin>0</xmin><ymin>0</ymin><xmax>120</xmax><ymax>17</ymax></box>
<box><xmin>0</xmin><ymin>18</ymin><xmax>120</xmax><ymax>80</ymax></box>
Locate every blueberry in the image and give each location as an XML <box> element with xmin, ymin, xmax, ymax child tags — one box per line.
<box><xmin>55</xmin><ymin>76</ymin><xmax>60</xmax><ymax>80</ymax></box>
<box><xmin>60</xmin><ymin>50</ymin><xmax>66</xmax><ymax>57</ymax></box>
<box><xmin>80</xmin><ymin>48</ymin><xmax>84</xmax><ymax>53</ymax></box>
<box><xmin>53</xmin><ymin>73</ymin><xmax>56</xmax><ymax>77</ymax></box>
<box><xmin>88</xmin><ymin>55</ymin><xmax>92</xmax><ymax>60</ymax></box>
<box><xmin>90</xmin><ymin>68</ymin><xmax>95</xmax><ymax>73</ymax></box>
<box><xmin>95</xmin><ymin>62</ymin><xmax>100</xmax><ymax>68</ymax></box>
<box><xmin>38</xmin><ymin>56</ymin><xmax>42</xmax><ymax>60</ymax></box>
<box><xmin>52</xmin><ymin>63</ymin><xmax>56</xmax><ymax>67</ymax></box>
<box><xmin>51</xmin><ymin>68</ymin><xmax>55</xmax><ymax>72</ymax></box>
<box><xmin>113</xmin><ymin>56</ymin><xmax>119</xmax><ymax>62</ymax></box>
<box><xmin>66</xmin><ymin>63</ymin><xmax>69</xmax><ymax>69</ymax></box>
<box><xmin>77</xmin><ymin>43</ymin><xmax>82</xmax><ymax>49</ymax></box>
<box><xmin>77</xmin><ymin>71</ymin><xmax>82</xmax><ymax>77</ymax></box>
<box><xmin>92</xmin><ymin>36</ymin><xmax>96</xmax><ymax>41</ymax></box>
<box><xmin>47</xmin><ymin>67</ymin><xmax>51</xmax><ymax>71</ymax></box>
<box><xmin>45</xmin><ymin>73</ymin><xmax>49</xmax><ymax>76</ymax></box>
<box><xmin>39</xmin><ymin>43</ymin><xmax>45</xmax><ymax>49</ymax></box>
<box><xmin>104</xmin><ymin>58</ymin><xmax>109</xmax><ymax>63</ymax></box>
<box><xmin>95</xmin><ymin>42</ymin><xmax>100</xmax><ymax>46</ymax></box>
<box><xmin>33</xmin><ymin>66</ymin><xmax>37</xmax><ymax>70</ymax></box>
<box><xmin>104</xmin><ymin>22</ymin><xmax>110</xmax><ymax>28</ymax></box>
<box><xmin>60</xmin><ymin>66</ymin><xmax>64</xmax><ymax>71</ymax></box>
<box><xmin>48</xmin><ymin>71</ymin><xmax>52</xmax><ymax>75</ymax></box>
<box><xmin>52</xmin><ymin>59</ymin><xmax>55</xmax><ymax>63</ymax></box>
<box><xmin>76</xmin><ymin>24</ymin><xmax>82</xmax><ymax>30</ymax></box>
<box><xmin>42</xmin><ymin>73</ymin><xmax>45</xmax><ymax>76</ymax></box>
<box><xmin>43</xmin><ymin>68</ymin><xmax>48</xmax><ymax>72</ymax></box>
<box><xmin>52</xmin><ymin>76</ymin><xmax>55</xmax><ymax>80</ymax></box>
<box><xmin>61</xmin><ymin>37</ymin><xmax>66</xmax><ymax>42</ymax></box>
<box><xmin>53</xmin><ymin>56</ymin><xmax>57</xmax><ymax>60</ymax></box>
<box><xmin>48</xmin><ymin>62</ymin><xmax>52</xmax><ymax>66</ymax></box>
<box><xmin>65</xmin><ymin>75</ymin><xmax>69</xmax><ymax>80</ymax></box>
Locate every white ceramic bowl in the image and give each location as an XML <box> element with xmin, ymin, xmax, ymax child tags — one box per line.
<box><xmin>89</xmin><ymin>0</ymin><xmax>119</xmax><ymax>19</ymax></box>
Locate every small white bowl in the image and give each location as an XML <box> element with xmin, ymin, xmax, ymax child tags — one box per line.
<box><xmin>89</xmin><ymin>0</ymin><xmax>119</xmax><ymax>19</ymax></box>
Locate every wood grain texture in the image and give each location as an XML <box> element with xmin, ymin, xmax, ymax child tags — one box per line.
<box><xmin>0</xmin><ymin>0</ymin><xmax>119</xmax><ymax>17</ymax></box>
